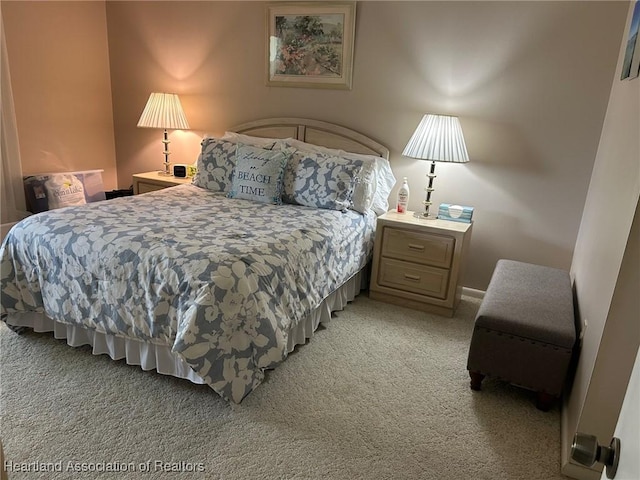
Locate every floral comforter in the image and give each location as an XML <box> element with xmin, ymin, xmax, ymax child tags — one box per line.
<box><xmin>0</xmin><ymin>184</ymin><xmax>376</xmax><ymax>402</ymax></box>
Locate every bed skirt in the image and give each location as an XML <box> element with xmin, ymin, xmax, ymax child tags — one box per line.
<box><xmin>4</xmin><ymin>268</ymin><xmax>367</xmax><ymax>386</ymax></box>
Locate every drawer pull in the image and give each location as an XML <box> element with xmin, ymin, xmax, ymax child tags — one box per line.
<box><xmin>404</xmin><ymin>273</ymin><xmax>421</xmax><ymax>281</ymax></box>
<box><xmin>408</xmin><ymin>244</ymin><xmax>425</xmax><ymax>251</ymax></box>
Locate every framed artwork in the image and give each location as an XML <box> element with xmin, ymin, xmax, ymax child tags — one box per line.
<box><xmin>266</xmin><ymin>2</ymin><xmax>356</xmax><ymax>89</ymax></box>
<box><xmin>621</xmin><ymin>0</ymin><xmax>640</xmax><ymax>80</ymax></box>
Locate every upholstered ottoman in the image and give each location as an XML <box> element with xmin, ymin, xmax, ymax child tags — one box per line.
<box><xmin>466</xmin><ymin>259</ymin><xmax>576</xmax><ymax>410</ymax></box>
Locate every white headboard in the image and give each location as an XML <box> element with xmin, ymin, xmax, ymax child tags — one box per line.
<box><xmin>230</xmin><ymin>117</ymin><xmax>389</xmax><ymax>160</ymax></box>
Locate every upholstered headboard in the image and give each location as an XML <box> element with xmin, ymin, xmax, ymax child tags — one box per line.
<box><xmin>230</xmin><ymin>117</ymin><xmax>390</xmax><ymax>160</ymax></box>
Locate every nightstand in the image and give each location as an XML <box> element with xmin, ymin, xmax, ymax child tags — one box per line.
<box><xmin>369</xmin><ymin>211</ymin><xmax>472</xmax><ymax>317</ymax></box>
<box><xmin>132</xmin><ymin>171</ymin><xmax>193</xmax><ymax>195</ymax></box>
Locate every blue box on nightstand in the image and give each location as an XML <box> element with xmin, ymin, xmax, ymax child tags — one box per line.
<box><xmin>438</xmin><ymin>203</ymin><xmax>474</xmax><ymax>223</ymax></box>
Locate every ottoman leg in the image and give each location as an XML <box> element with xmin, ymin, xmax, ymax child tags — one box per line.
<box><xmin>536</xmin><ymin>392</ymin><xmax>556</xmax><ymax>411</ymax></box>
<box><xmin>469</xmin><ymin>371</ymin><xmax>485</xmax><ymax>391</ymax></box>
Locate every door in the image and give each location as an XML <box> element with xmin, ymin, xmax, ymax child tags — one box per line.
<box><xmin>603</xmin><ymin>349</ymin><xmax>640</xmax><ymax>479</ymax></box>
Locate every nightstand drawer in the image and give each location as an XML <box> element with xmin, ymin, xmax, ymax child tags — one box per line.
<box><xmin>137</xmin><ymin>182</ymin><xmax>167</xmax><ymax>194</ymax></box>
<box><xmin>378</xmin><ymin>258</ymin><xmax>450</xmax><ymax>299</ymax></box>
<box><xmin>381</xmin><ymin>227</ymin><xmax>455</xmax><ymax>268</ymax></box>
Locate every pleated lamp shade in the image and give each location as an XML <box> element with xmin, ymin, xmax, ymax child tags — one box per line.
<box><xmin>402</xmin><ymin>114</ymin><xmax>469</xmax><ymax>163</ymax></box>
<box><xmin>402</xmin><ymin>114</ymin><xmax>469</xmax><ymax>219</ymax></box>
<box><xmin>137</xmin><ymin>93</ymin><xmax>190</xmax><ymax>130</ymax></box>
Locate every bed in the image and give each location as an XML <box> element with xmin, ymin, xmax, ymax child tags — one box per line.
<box><xmin>1</xmin><ymin>118</ymin><xmax>394</xmax><ymax>403</ymax></box>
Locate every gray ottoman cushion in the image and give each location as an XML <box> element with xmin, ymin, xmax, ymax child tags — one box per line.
<box><xmin>475</xmin><ymin>260</ymin><xmax>575</xmax><ymax>348</ymax></box>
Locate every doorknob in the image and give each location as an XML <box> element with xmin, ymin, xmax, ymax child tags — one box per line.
<box><xmin>571</xmin><ymin>432</ymin><xmax>620</xmax><ymax>479</ymax></box>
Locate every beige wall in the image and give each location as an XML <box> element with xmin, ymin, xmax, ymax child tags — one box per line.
<box><xmin>562</xmin><ymin>1</ymin><xmax>640</xmax><ymax>477</ymax></box>
<box><xmin>1</xmin><ymin>0</ymin><xmax>630</xmax><ymax>289</ymax></box>
<box><xmin>2</xmin><ymin>1</ymin><xmax>117</xmax><ymax>190</ymax></box>
<box><xmin>2</xmin><ymin>3</ymin><xmax>638</xmax><ymax>478</ymax></box>
<box><xmin>105</xmin><ymin>1</ymin><xmax>626</xmax><ymax>290</ymax></box>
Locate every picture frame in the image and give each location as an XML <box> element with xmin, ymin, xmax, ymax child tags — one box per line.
<box><xmin>266</xmin><ymin>2</ymin><xmax>356</xmax><ymax>90</ymax></box>
<box><xmin>621</xmin><ymin>0</ymin><xmax>640</xmax><ymax>80</ymax></box>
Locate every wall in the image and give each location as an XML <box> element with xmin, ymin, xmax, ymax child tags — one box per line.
<box><xmin>562</xmin><ymin>1</ymin><xmax>640</xmax><ymax>477</ymax></box>
<box><xmin>2</xmin><ymin>1</ymin><xmax>117</xmax><ymax>191</ymax></box>
<box><xmin>0</xmin><ymin>1</ymin><xmax>628</xmax><ymax>291</ymax></box>
<box><xmin>106</xmin><ymin>1</ymin><xmax>627</xmax><ymax>291</ymax></box>
<box><xmin>1</xmin><ymin>10</ymin><xmax>28</xmax><ymax>227</ymax></box>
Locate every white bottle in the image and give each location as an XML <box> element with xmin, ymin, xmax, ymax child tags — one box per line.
<box><xmin>396</xmin><ymin>177</ymin><xmax>410</xmax><ymax>213</ymax></box>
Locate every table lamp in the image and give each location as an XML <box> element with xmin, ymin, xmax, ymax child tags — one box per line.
<box><xmin>402</xmin><ymin>114</ymin><xmax>469</xmax><ymax>219</ymax></box>
<box><xmin>137</xmin><ymin>93</ymin><xmax>190</xmax><ymax>176</ymax></box>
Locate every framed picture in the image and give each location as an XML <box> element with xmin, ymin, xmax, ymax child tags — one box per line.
<box><xmin>266</xmin><ymin>2</ymin><xmax>356</xmax><ymax>89</ymax></box>
<box><xmin>621</xmin><ymin>0</ymin><xmax>640</xmax><ymax>80</ymax></box>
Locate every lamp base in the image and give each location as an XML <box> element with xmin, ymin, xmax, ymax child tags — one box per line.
<box><xmin>413</xmin><ymin>211</ymin><xmax>438</xmax><ymax>220</ymax></box>
<box><xmin>157</xmin><ymin>171</ymin><xmax>173</xmax><ymax>177</ymax></box>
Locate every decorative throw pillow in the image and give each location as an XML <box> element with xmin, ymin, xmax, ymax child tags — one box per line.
<box><xmin>227</xmin><ymin>144</ymin><xmax>290</xmax><ymax>205</ymax></box>
<box><xmin>282</xmin><ymin>150</ymin><xmax>363</xmax><ymax>212</ymax></box>
<box><xmin>44</xmin><ymin>174</ymin><xmax>87</xmax><ymax>209</ymax></box>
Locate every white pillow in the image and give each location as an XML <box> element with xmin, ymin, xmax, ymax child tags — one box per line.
<box><xmin>44</xmin><ymin>174</ymin><xmax>87</xmax><ymax>209</ymax></box>
<box><xmin>338</xmin><ymin>149</ymin><xmax>396</xmax><ymax>215</ymax></box>
<box><xmin>371</xmin><ymin>156</ymin><xmax>396</xmax><ymax>215</ymax></box>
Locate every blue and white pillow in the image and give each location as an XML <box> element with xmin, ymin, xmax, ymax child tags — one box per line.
<box><xmin>280</xmin><ymin>139</ymin><xmax>384</xmax><ymax>215</ymax></box>
<box><xmin>192</xmin><ymin>138</ymin><xmax>238</xmax><ymax>193</ymax></box>
<box><xmin>282</xmin><ymin>150</ymin><xmax>363</xmax><ymax>212</ymax></box>
<box><xmin>227</xmin><ymin>144</ymin><xmax>290</xmax><ymax>205</ymax></box>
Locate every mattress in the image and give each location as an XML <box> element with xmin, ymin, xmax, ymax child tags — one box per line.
<box><xmin>1</xmin><ymin>184</ymin><xmax>377</xmax><ymax>402</ymax></box>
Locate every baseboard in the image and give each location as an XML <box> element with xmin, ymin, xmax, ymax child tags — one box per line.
<box><xmin>462</xmin><ymin>287</ymin><xmax>485</xmax><ymax>299</ymax></box>
<box><xmin>561</xmin><ymin>460</ymin><xmax>602</xmax><ymax>480</ymax></box>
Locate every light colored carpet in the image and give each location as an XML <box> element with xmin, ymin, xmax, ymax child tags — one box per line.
<box><xmin>0</xmin><ymin>295</ymin><xmax>568</xmax><ymax>480</ymax></box>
